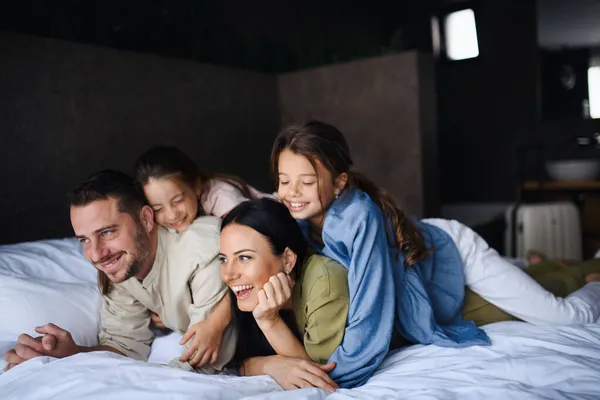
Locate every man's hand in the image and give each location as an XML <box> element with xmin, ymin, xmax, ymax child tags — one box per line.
<box><xmin>261</xmin><ymin>355</ymin><xmax>338</xmax><ymax>392</ymax></box>
<box><xmin>253</xmin><ymin>273</ymin><xmax>293</xmax><ymax>329</ymax></box>
<box><xmin>178</xmin><ymin>319</ymin><xmax>222</xmax><ymax>368</ymax></box>
<box><xmin>3</xmin><ymin>323</ymin><xmax>79</xmax><ymax>372</ymax></box>
<box><xmin>3</xmin><ymin>333</ymin><xmax>50</xmax><ymax>371</ymax></box>
<box><xmin>32</xmin><ymin>324</ymin><xmax>80</xmax><ymax>358</ymax></box>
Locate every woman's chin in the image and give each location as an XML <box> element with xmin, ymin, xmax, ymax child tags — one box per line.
<box><xmin>236</xmin><ymin>300</ymin><xmax>256</xmax><ymax>313</ymax></box>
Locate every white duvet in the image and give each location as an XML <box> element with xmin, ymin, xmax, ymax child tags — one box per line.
<box><xmin>2</xmin><ymin>239</ymin><xmax>600</xmax><ymax>399</ymax></box>
<box><xmin>1</xmin><ymin>322</ymin><xmax>599</xmax><ymax>400</ymax></box>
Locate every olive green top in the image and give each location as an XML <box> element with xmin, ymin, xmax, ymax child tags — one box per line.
<box><xmin>292</xmin><ymin>254</ymin><xmax>350</xmax><ymax>364</ymax></box>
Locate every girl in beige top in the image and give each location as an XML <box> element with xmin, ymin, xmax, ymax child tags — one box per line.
<box><xmin>133</xmin><ymin>146</ymin><xmax>271</xmax><ymax>367</ymax></box>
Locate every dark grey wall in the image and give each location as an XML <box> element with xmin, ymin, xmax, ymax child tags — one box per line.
<box><xmin>0</xmin><ymin>33</ymin><xmax>437</xmax><ymax>244</ymax></box>
<box><xmin>437</xmin><ymin>1</ymin><xmax>539</xmax><ymax>202</ymax></box>
<box><xmin>277</xmin><ymin>52</ymin><xmax>439</xmax><ymax>217</ymax></box>
<box><xmin>538</xmin><ymin>0</ymin><xmax>600</xmax><ymax>49</ymax></box>
<box><xmin>536</xmin><ymin>0</ymin><xmax>600</xmax><ymax>157</ymax></box>
<box><xmin>0</xmin><ymin>33</ymin><xmax>279</xmax><ymax>244</ymax></box>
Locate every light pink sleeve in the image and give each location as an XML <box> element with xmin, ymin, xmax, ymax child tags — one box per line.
<box><xmin>201</xmin><ymin>180</ymin><xmax>249</xmax><ymax>218</ymax></box>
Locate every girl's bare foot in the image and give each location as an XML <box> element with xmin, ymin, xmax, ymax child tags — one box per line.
<box><xmin>527</xmin><ymin>250</ymin><xmax>547</xmax><ymax>265</ymax></box>
<box><xmin>585</xmin><ymin>273</ymin><xmax>600</xmax><ymax>283</ymax></box>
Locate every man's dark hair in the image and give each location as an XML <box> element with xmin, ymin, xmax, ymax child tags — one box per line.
<box><xmin>68</xmin><ymin>169</ymin><xmax>146</xmax><ymax>218</ymax></box>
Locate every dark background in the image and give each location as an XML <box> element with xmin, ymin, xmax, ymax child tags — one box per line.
<box><xmin>1</xmin><ymin>0</ymin><xmax>600</xmax><ymax>244</ymax></box>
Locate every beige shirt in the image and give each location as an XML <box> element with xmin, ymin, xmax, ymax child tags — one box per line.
<box><xmin>98</xmin><ymin>216</ymin><xmax>236</xmax><ymax>371</ymax></box>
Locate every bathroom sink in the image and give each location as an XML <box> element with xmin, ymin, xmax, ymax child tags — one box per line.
<box><xmin>545</xmin><ymin>159</ymin><xmax>600</xmax><ymax>181</ymax></box>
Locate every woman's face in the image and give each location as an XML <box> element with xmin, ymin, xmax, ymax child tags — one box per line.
<box><xmin>143</xmin><ymin>176</ymin><xmax>200</xmax><ymax>233</ymax></box>
<box><xmin>219</xmin><ymin>223</ymin><xmax>290</xmax><ymax>312</ymax></box>
<box><xmin>276</xmin><ymin>149</ymin><xmax>340</xmax><ymax>228</ymax></box>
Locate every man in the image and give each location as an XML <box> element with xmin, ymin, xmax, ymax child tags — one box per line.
<box><xmin>4</xmin><ymin>170</ymin><xmax>236</xmax><ymax>372</ymax></box>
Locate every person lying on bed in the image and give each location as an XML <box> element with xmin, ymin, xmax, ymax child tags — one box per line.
<box><xmin>218</xmin><ymin>198</ymin><xmax>343</xmax><ymax>393</ymax></box>
<box><xmin>269</xmin><ymin>120</ymin><xmax>600</xmax><ymax>389</ymax></box>
<box><xmin>4</xmin><ymin>170</ymin><xmax>237</xmax><ymax>372</ymax></box>
<box><xmin>133</xmin><ymin>145</ymin><xmax>273</xmax><ymax>329</ymax></box>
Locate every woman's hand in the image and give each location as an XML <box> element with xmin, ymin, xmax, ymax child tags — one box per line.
<box><xmin>261</xmin><ymin>355</ymin><xmax>338</xmax><ymax>392</ymax></box>
<box><xmin>253</xmin><ymin>272</ymin><xmax>293</xmax><ymax>329</ymax></box>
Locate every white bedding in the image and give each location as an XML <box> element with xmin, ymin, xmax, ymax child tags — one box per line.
<box><xmin>2</xmin><ymin>239</ymin><xmax>600</xmax><ymax>399</ymax></box>
<box><xmin>0</xmin><ymin>322</ymin><xmax>600</xmax><ymax>400</ymax></box>
<box><xmin>1</xmin><ymin>322</ymin><xmax>599</xmax><ymax>399</ymax></box>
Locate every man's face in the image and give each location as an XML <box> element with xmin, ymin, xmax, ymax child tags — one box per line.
<box><xmin>71</xmin><ymin>197</ymin><xmax>151</xmax><ymax>283</ymax></box>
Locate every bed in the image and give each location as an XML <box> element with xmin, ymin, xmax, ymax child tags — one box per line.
<box><xmin>2</xmin><ymin>238</ymin><xmax>600</xmax><ymax>399</ymax></box>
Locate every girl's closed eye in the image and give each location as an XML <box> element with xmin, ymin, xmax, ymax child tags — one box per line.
<box><xmin>279</xmin><ymin>181</ymin><xmax>290</xmax><ymax>186</ymax></box>
<box><xmin>153</xmin><ymin>207</ymin><xmax>163</xmax><ymax>213</ymax></box>
<box><xmin>302</xmin><ymin>181</ymin><xmax>316</xmax><ymax>186</ymax></box>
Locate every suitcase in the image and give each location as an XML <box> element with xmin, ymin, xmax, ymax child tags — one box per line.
<box><xmin>504</xmin><ymin>202</ymin><xmax>583</xmax><ymax>262</ymax></box>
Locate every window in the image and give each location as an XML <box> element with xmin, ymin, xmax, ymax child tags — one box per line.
<box><xmin>444</xmin><ymin>9</ymin><xmax>479</xmax><ymax>60</ymax></box>
<box><xmin>589</xmin><ymin>67</ymin><xmax>600</xmax><ymax>119</ymax></box>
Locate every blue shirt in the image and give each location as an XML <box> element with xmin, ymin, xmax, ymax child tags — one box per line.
<box><xmin>299</xmin><ymin>189</ymin><xmax>490</xmax><ymax>388</ymax></box>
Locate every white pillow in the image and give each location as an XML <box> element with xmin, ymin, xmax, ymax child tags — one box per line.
<box><xmin>0</xmin><ymin>276</ymin><xmax>102</xmax><ymax>348</ymax></box>
<box><xmin>0</xmin><ymin>238</ymin><xmax>96</xmax><ymax>284</ymax></box>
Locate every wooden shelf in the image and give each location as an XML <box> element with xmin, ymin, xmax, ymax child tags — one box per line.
<box><xmin>523</xmin><ymin>180</ymin><xmax>600</xmax><ymax>191</ymax></box>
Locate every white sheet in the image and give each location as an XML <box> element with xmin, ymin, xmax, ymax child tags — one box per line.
<box><xmin>2</xmin><ymin>322</ymin><xmax>599</xmax><ymax>400</ymax></box>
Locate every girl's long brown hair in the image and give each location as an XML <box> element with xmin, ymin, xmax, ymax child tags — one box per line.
<box><xmin>270</xmin><ymin>121</ymin><xmax>431</xmax><ymax>266</ymax></box>
<box><xmin>134</xmin><ymin>146</ymin><xmax>257</xmax><ymax>215</ymax></box>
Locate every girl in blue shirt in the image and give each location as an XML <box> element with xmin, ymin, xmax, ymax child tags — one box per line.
<box><xmin>271</xmin><ymin>120</ymin><xmax>600</xmax><ymax>389</ymax></box>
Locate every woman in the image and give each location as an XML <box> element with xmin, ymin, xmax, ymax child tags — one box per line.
<box><xmin>219</xmin><ymin>198</ymin><xmax>346</xmax><ymax>392</ymax></box>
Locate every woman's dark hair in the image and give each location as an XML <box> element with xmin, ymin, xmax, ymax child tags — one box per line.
<box><xmin>134</xmin><ymin>146</ymin><xmax>256</xmax><ymax>214</ymax></box>
<box><xmin>221</xmin><ymin>198</ymin><xmax>306</xmax><ymax>370</ymax></box>
<box><xmin>271</xmin><ymin>120</ymin><xmax>432</xmax><ymax>266</ymax></box>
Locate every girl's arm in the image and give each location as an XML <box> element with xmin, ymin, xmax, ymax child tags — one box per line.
<box><xmin>178</xmin><ymin>293</ymin><xmax>231</xmax><ymax>366</ymax></box>
<box><xmin>183</xmin><ymin>256</ymin><xmax>234</xmax><ymax>369</ymax></box>
<box><xmin>324</xmin><ymin>204</ymin><xmax>398</xmax><ymax>388</ymax></box>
